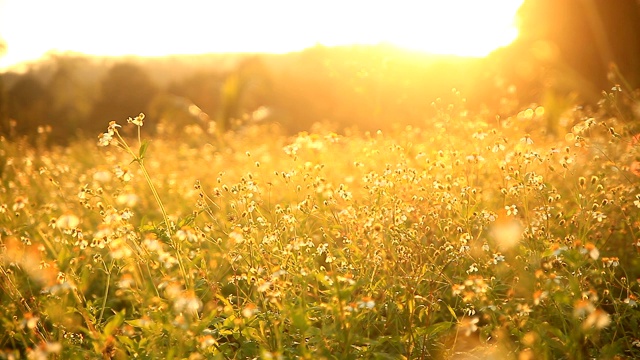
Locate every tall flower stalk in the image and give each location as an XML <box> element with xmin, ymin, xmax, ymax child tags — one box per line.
<box><xmin>98</xmin><ymin>114</ymin><xmax>171</xmax><ymax>235</ymax></box>
<box><xmin>98</xmin><ymin>114</ymin><xmax>190</xmax><ymax>287</ymax></box>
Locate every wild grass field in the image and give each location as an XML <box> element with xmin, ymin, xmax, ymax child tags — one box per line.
<box><xmin>1</xmin><ymin>88</ymin><xmax>640</xmax><ymax>360</ymax></box>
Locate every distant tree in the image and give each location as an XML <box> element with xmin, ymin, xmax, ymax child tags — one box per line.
<box><xmin>46</xmin><ymin>56</ymin><xmax>95</xmax><ymax>142</ymax></box>
<box><xmin>148</xmin><ymin>93</ymin><xmax>212</xmax><ymax>135</ymax></box>
<box><xmin>167</xmin><ymin>71</ymin><xmax>223</xmax><ymax>122</ymax></box>
<box><xmin>0</xmin><ymin>38</ymin><xmax>7</xmax><ymax>135</ymax></box>
<box><xmin>508</xmin><ymin>0</ymin><xmax>640</xmax><ymax>99</ymax></box>
<box><xmin>216</xmin><ymin>56</ymin><xmax>273</xmax><ymax>132</ymax></box>
<box><xmin>89</xmin><ymin>63</ymin><xmax>158</xmax><ymax>135</ymax></box>
<box><xmin>6</xmin><ymin>75</ymin><xmax>50</xmax><ymax>136</ymax></box>
<box><xmin>477</xmin><ymin>0</ymin><xmax>640</xmax><ymax>135</ymax></box>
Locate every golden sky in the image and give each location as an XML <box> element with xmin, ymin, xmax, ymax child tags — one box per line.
<box><xmin>0</xmin><ymin>0</ymin><xmax>523</xmax><ymax>69</ymax></box>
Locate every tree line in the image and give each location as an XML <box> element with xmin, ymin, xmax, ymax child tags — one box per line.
<box><xmin>0</xmin><ymin>0</ymin><xmax>638</xmax><ymax>144</ymax></box>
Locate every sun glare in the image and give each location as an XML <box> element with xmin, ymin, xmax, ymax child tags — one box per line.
<box><xmin>0</xmin><ymin>0</ymin><xmax>523</xmax><ymax>69</ymax></box>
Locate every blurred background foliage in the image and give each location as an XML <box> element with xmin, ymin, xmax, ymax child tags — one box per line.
<box><xmin>0</xmin><ymin>0</ymin><xmax>638</xmax><ymax>145</ymax></box>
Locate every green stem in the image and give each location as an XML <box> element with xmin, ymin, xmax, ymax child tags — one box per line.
<box><xmin>114</xmin><ymin>129</ymin><xmax>172</xmax><ymax>235</ymax></box>
<box><xmin>98</xmin><ymin>260</ymin><xmax>113</xmax><ymax>325</ymax></box>
<box><xmin>138</xmin><ymin>160</ymin><xmax>171</xmax><ymax>234</ymax></box>
<box><xmin>112</xmin><ymin>125</ymin><xmax>189</xmax><ymax>288</ymax></box>
<box><xmin>136</xmin><ymin>153</ymin><xmax>190</xmax><ymax>288</ymax></box>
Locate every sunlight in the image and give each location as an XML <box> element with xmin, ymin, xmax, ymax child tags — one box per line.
<box><xmin>0</xmin><ymin>0</ymin><xmax>523</xmax><ymax>69</ymax></box>
<box><xmin>316</xmin><ymin>1</ymin><xmax>524</xmax><ymax>57</ymax></box>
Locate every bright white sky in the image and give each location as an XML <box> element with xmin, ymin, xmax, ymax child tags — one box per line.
<box><xmin>0</xmin><ymin>0</ymin><xmax>524</xmax><ymax>70</ymax></box>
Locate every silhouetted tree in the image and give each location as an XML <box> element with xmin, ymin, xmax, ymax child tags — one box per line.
<box><xmin>0</xmin><ymin>38</ymin><xmax>7</xmax><ymax>136</ymax></box>
<box><xmin>216</xmin><ymin>56</ymin><xmax>273</xmax><ymax>132</ymax></box>
<box><xmin>501</xmin><ymin>0</ymin><xmax>640</xmax><ymax>101</ymax></box>
<box><xmin>46</xmin><ymin>56</ymin><xmax>95</xmax><ymax>142</ymax></box>
<box><xmin>89</xmin><ymin>62</ymin><xmax>158</xmax><ymax>135</ymax></box>
<box><xmin>167</xmin><ymin>71</ymin><xmax>223</xmax><ymax>122</ymax></box>
<box><xmin>475</xmin><ymin>0</ymin><xmax>640</xmax><ymax>135</ymax></box>
<box><xmin>6</xmin><ymin>75</ymin><xmax>50</xmax><ymax>136</ymax></box>
<box><xmin>148</xmin><ymin>93</ymin><xmax>213</xmax><ymax>135</ymax></box>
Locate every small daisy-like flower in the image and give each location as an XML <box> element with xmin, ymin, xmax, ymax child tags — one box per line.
<box><xmin>466</xmin><ymin>263</ymin><xmax>478</xmax><ymax>274</ymax></box>
<box><xmin>117</xmin><ymin>273</ymin><xmax>135</xmax><ymax>289</ymax></box>
<box><xmin>458</xmin><ymin>317</ymin><xmax>479</xmax><ymax>336</ymax></box>
<box><xmin>257</xmin><ymin>279</ymin><xmax>272</xmax><ymax>292</ymax></box>
<box><xmin>505</xmin><ymin>205</ymin><xmax>518</xmax><ymax>216</ymax></box>
<box><xmin>517</xmin><ymin>303</ymin><xmax>533</xmax><ymax>316</ymax></box>
<box><xmin>229</xmin><ymin>227</ymin><xmax>244</xmax><ymax>244</ymax></box>
<box><xmin>452</xmin><ymin>284</ymin><xmax>465</xmax><ymax>296</ymax></box>
<box><xmin>127</xmin><ymin>113</ymin><xmax>145</xmax><ymax>127</ymax></box>
<box><xmin>344</xmin><ymin>302</ymin><xmax>357</xmax><ymax>313</ymax></box>
<box><xmin>560</xmin><ymin>155</ymin><xmax>575</xmax><ymax>167</ymax></box>
<box><xmin>12</xmin><ymin>195</ymin><xmax>28</xmax><ymax>212</ymax></box>
<box><xmin>20</xmin><ymin>313</ymin><xmax>39</xmax><ymax>330</ymax></box>
<box><xmin>114</xmin><ymin>165</ymin><xmax>133</xmax><ymax>182</ymax></box>
<box><xmin>472</xmin><ymin>131</ymin><xmax>488</xmax><ymax>140</ymax></box>
<box><xmin>28</xmin><ymin>342</ymin><xmax>62</xmax><ymax>359</ymax></box>
<box><xmin>601</xmin><ymin>257</ymin><xmax>619</xmax><ymax>267</ymax></box>
<box><xmin>584</xmin><ymin>242</ymin><xmax>600</xmax><ymax>260</ymax></box>
<box><xmin>357</xmin><ymin>296</ymin><xmax>375</xmax><ymax>309</ymax></box>
<box><xmin>624</xmin><ymin>295</ymin><xmax>637</xmax><ymax>307</ymax></box>
<box><xmin>592</xmin><ymin>211</ymin><xmax>607</xmax><ymax>222</ymax></box>
<box><xmin>173</xmin><ymin>290</ymin><xmax>202</xmax><ymax>315</ymax></box>
<box><xmin>492</xmin><ymin>143</ymin><xmax>506</xmax><ymax>152</ymax></box>
<box><xmin>533</xmin><ymin>290</ymin><xmax>548</xmax><ymax>305</ymax></box>
<box><xmin>336</xmin><ymin>274</ymin><xmax>356</xmax><ymax>285</ymax></box>
<box><xmin>120</xmin><ymin>209</ymin><xmax>134</xmax><ymax>220</ymax></box>
<box><xmin>242</xmin><ymin>303</ymin><xmax>259</xmax><ymax>318</ymax></box>
<box><xmin>465</xmin><ymin>153</ymin><xmax>485</xmax><ymax>163</ymax></box>
<box><xmin>520</xmin><ymin>134</ymin><xmax>534</xmax><ymax>144</ymax></box>
<box><xmin>107</xmin><ymin>121</ymin><xmax>121</xmax><ymax>134</ymax></box>
<box><xmin>583</xmin><ymin>308</ymin><xmax>611</xmax><ymax>330</ymax></box>
<box><xmin>573</xmin><ymin>299</ymin><xmax>595</xmax><ymax>318</ymax></box>
<box><xmin>98</xmin><ymin>132</ymin><xmax>113</xmax><ymax>147</ymax></box>
<box><xmin>492</xmin><ymin>252</ymin><xmax>505</xmax><ymax>264</ymax></box>
<box><xmin>176</xmin><ymin>226</ymin><xmax>197</xmax><ymax>242</ymax></box>
<box><xmin>56</xmin><ymin>213</ymin><xmax>80</xmax><ymax>229</ymax></box>
<box><xmin>199</xmin><ymin>335</ymin><xmax>217</xmax><ymax>350</ymax></box>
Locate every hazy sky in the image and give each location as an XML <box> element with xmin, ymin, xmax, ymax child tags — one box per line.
<box><xmin>0</xmin><ymin>0</ymin><xmax>523</xmax><ymax>69</ymax></box>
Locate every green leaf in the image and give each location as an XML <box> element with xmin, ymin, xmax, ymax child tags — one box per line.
<box><xmin>177</xmin><ymin>213</ymin><xmax>197</xmax><ymax>228</ymax></box>
<box><xmin>139</xmin><ymin>139</ymin><xmax>150</xmax><ymax>160</ymax></box>
<box><xmin>292</xmin><ymin>308</ymin><xmax>309</xmax><ymax>331</ymax></box>
<box><xmin>444</xmin><ymin>303</ymin><xmax>458</xmax><ymax>321</ymax></box>
<box><xmin>116</xmin><ymin>335</ymin><xmax>135</xmax><ymax>348</ymax></box>
<box><xmin>103</xmin><ymin>311</ymin><xmax>125</xmax><ymax>338</ymax></box>
<box><xmin>600</xmin><ymin>341</ymin><xmax>624</xmax><ymax>358</ymax></box>
<box><xmin>424</xmin><ymin>321</ymin><xmax>454</xmax><ymax>338</ymax></box>
<box><xmin>126</xmin><ymin>319</ymin><xmax>151</xmax><ymax>329</ymax></box>
<box><xmin>138</xmin><ymin>222</ymin><xmax>154</xmax><ymax>233</ymax></box>
<box><xmin>222</xmin><ymin>315</ymin><xmax>238</xmax><ymax>328</ymax></box>
<box><xmin>241</xmin><ymin>327</ymin><xmax>260</xmax><ymax>341</ymax></box>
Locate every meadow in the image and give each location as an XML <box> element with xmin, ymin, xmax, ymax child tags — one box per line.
<box><xmin>1</xmin><ymin>88</ymin><xmax>640</xmax><ymax>360</ymax></box>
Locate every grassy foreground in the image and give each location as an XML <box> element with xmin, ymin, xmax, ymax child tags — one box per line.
<box><xmin>1</xmin><ymin>91</ymin><xmax>640</xmax><ymax>359</ymax></box>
